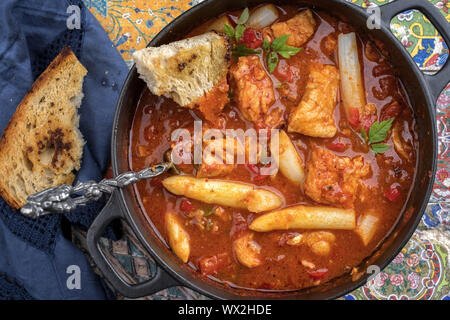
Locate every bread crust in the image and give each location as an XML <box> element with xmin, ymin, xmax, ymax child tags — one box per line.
<box><xmin>0</xmin><ymin>46</ymin><xmax>87</xmax><ymax>209</ymax></box>
<box><xmin>133</xmin><ymin>32</ymin><xmax>230</xmax><ymax>121</ymax></box>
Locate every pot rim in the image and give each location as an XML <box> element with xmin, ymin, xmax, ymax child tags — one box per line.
<box><xmin>108</xmin><ymin>0</ymin><xmax>440</xmax><ymax>299</ymax></box>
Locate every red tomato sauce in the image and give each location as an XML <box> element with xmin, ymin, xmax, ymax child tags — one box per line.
<box><xmin>128</xmin><ymin>5</ymin><xmax>417</xmax><ymax>291</ymax></box>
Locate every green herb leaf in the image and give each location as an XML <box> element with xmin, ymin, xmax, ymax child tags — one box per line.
<box><xmin>267</xmin><ymin>51</ymin><xmax>279</xmax><ymax>73</ymax></box>
<box><xmin>271</xmin><ymin>34</ymin><xmax>290</xmax><ymax>51</ymax></box>
<box><xmin>235</xmin><ymin>24</ymin><xmax>245</xmax><ymax>42</ymax></box>
<box><xmin>368</xmin><ymin>118</ymin><xmax>394</xmax><ymax>144</ymax></box>
<box><xmin>262</xmin><ymin>38</ymin><xmax>271</xmax><ymax>51</ymax></box>
<box><xmin>223</xmin><ymin>23</ymin><xmax>235</xmax><ymax>39</ymax></box>
<box><xmin>270</xmin><ymin>34</ymin><xmax>302</xmax><ymax>59</ymax></box>
<box><xmin>277</xmin><ymin>46</ymin><xmax>303</xmax><ymax>59</ymax></box>
<box><xmin>360</xmin><ymin>128</ymin><xmax>368</xmax><ymax>142</ymax></box>
<box><xmin>371</xmin><ymin>143</ymin><xmax>390</xmax><ymax>154</ymax></box>
<box><xmin>232</xmin><ymin>44</ymin><xmax>261</xmax><ymax>58</ymax></box>
<box><xmin>203</xmin><ymin>207</ymin><xmax>215</xmax><ymax>217</ymax></box>
<box><xmin>237</xmin><ymin>7</ymin><xmax>250</xmax><ymax>25</ymax></box>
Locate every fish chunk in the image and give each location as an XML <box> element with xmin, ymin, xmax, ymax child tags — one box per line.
<box><xmin>196</xmin><ymin>139</ymin><xmax>237</xmax><ymax>178</ymax></box>
<box><xmin>303</xmin><ymin>148</ymin><xmax>371</xmax><ymax>208</ymax></box>
<box><xmin>230</xmin><ymin>56</ymin><xmax>275</xmax><ymax>123</ymax></box>
<box><xmin>265</xmin><ymin>9</ymin><xmax>316</xmax><ymax>47</ymax></box>
<box><xmin>288</xmin><ymin>63</ymin><xmax>339</xmax><ymax>138</ymax></box>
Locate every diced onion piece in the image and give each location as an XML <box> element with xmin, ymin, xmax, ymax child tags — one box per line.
<box><xmin>250</xmin><ymin>205</ymin><xmax>356</xmax><ymax>232</ymax></box>
<box><xmin>338</xmin><ymin>32</ymin><xmax>366</xmax><ymax>126</ymax></box>
<box><xmin>162</xmin><ymin>176</ymin><xmax>283</xmax><ymax>213</ymax></box>
<box><xmin>233</xmin><ymin>232</ymin><xmax>262</xmax><ymax>268</ymax></box>
<box><xmin>204</xmin><ymin>15</ymin><xmax>231</xmax><ymax>33</ymax></box>
<box><xmin>355</xmin><ymin>212</ymin><xmax>379</xmax><ymax>246</ymax></box>
<box><xmin>247</xmin><ymin>4</ymin><xmax>279</xmax><ymax>29</ymax></box>
<box><xmin>272</xmin><ymin>130</ymin><xmax>305</xmax><ymax>186</ymax></box>
<box><xmin>166</xmin><ymin>212</ymin><xmax>190</xmax><ymax>263</ymax></box>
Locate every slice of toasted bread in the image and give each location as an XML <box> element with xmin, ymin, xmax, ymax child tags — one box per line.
<box><xmin>133</xmin><ymin>32</ymin><xmax>230</xmax><ymax>120</ymax></box>
<box><xmin>0</xmin><ymin>46</ymin><xmax>87</xmax><ymax>209</ymax></box>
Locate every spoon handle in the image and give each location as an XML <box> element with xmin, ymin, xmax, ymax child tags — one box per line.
<box><xmin>20</xmin><ymin>163</ymin><xmax>172</xmax><ymax>219</ymax></box>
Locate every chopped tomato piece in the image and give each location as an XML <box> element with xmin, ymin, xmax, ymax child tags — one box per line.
<box><xmin>348</xmin><ymin>108</ymin><xmax>360</xmax><ymax>129</ymax></box>
<box><xmin>307</xmin><ymin>268</ymin><xmax>329</xmax><ymax>280</ymax></box>
<box><xmin>385</xmin><ymin>185</ymin><xmax>400</xmax><ymax>202</ymax></box>
<box><xmin>180</xmin><ymin>199</ymin><xmax>194</xmax><ymax>213</ymax></box>
<box><xmin>199</xmin><ymin>253</ymin><xmax>230</xmax><ymax>275</ymax></box>
<box><xmin>273</xmin><ymin>59</ymin><xmax>293</xmax><ymax>83</ymax></box>
<box><xmin>240</xmin><ymin>28</ymin><xmax>263</xmax><ymax>49</ymax></box>
<box><xmin>360</xmin><ymin>113</ymin><xmax>377</xmax><ymax>133</ymax></box>
<box><xmin>328</xmin><ymin>141</ymin><xmax>346</xmax><ymax>152</ymax></box>
<box><xmin>247</xmin><ymin>164</ymin><xmax>260</xmax><ymax>175</ymax></box>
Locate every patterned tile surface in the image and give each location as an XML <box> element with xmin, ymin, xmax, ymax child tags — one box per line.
<box><xmin>78</xmin><ymin>0</ymin><xmax>450</xmax><ymax>300</ymax></box>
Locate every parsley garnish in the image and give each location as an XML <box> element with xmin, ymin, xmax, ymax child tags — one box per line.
<box><xmin>235</xmin><ymin>24</ymin><xmax>245</xmax><ymax>42</ymax></box>
<box><xmin>232</xmin><ymin>44</ymin><xmax>261</xmax><ymax>58</ymax></box>
<box><xmin>236</xmin><ymin>7</ymin><xmax>249</xmax><ymax>25</ymax></box>
<box><xmin>360</xmin><ymin>128</ymin><xmax>368</xmax><ymax>142</ymax></box>
<box><xmin>262</xmin><ymin>38</ymin><xmax>271</xmax><ymax>51</ymax></box>
<box><xmin>203</xmin><ymin>207</ymin><xmax>215</xmax><ymax>217</ymax></box>
<box><xmin>361</xmin><ymin>118</ymin><xmax>395</xmax><ymax>154</ymax></box>
<box><xmin>371</xmin><ymin>143</ymin><xmax>391</xmax><ymax>154</ymax></box>
<box><xmin>223</xmin><ymin>8</ymin><xmax>250</xmax><ymax>42</ymax></box>
<box><xmin>262</xmin><ymin>34</ymin><xmax>302</xmax><ymax>73</ymax></box>
<box><xmin>223</xmin><ymin>23</ymin><xmax>235</xmax><ymax>39</ymax></box>
<box><xmin>267</xmin><ymin>51</ymin><xmax>279</xmax><ymax>73</ymax></box>
<box><xmin>369</xmin><ymin>117</ymin><xmax>395</xmax><ymax>144</ymax></box>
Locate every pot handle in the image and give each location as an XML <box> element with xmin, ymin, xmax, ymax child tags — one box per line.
<box><xmin>86</xmin><ymin>191</ymin><xmax>180</xmax><ymax>298</ymax></box>
<box><xmin>379</xmin><ymin>0</ymin><xmax>450</xmax><ymax>103</ymax></box>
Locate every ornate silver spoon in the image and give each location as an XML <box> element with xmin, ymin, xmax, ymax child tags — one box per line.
<box><xmin>20</xmin><ymin>151</ymin><xmax>180</xmax><ymax>219</ymax></box>
<box><xmin>19</xmin><ymin>163</ymin><xmax>173</xmax><ymax>219</ymax></box>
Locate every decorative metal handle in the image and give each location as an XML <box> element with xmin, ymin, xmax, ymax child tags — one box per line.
<box><xmin>20</xmin><ymin>163</ymin><xmax>173</xmax><ymax>219</ymax></box>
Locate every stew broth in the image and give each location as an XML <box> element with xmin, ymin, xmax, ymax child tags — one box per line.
<box><xmin>129</xmin><ymin>5</ymin><xmax>417</xmax><ymax>291</ymax></box>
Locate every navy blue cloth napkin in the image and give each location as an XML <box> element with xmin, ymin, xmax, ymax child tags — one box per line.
<box><xmin>0</xmin><ymin>0</ymin><xmax>128</xmax><ymax>299</ymax></box>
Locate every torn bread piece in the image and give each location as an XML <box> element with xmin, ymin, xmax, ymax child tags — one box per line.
<box><xmin>0</xmin><ymin>46</ymin><xmax>86</xmax><ymax>209</ymax></box>
<box><xmin>133</xmin><ymin>32</ymin><xmax>230</xmax><ymax>122</ymax></box>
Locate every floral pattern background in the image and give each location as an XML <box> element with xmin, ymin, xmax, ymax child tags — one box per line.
<box><xmin>77</xmin><ymin>0</ymin><xmax>450</xmax><ymax>300</ymax></box>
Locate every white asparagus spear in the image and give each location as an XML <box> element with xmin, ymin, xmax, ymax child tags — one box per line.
<box><xmin>249</xmin><ymin>205</ymin><xmax>356</xmax><ymax>232</ymax></box>
<box><xmin>355</xmin><ymin>212</ymin><xmax>379</xmax><ymax>246</ymax></box>
<box><xmin>162</xmin><ymin>176</ymin><xmax>283</xmax><ymax>213</ymax></box>
<box><xmin>338</xmin><ymin>32</ymin><xmax>366</xmax><ymax>126</ymax></box>
<box><xmin>273</xmin><ymin>130</ymin><xmax>305</xmax><ymax>186</ymax></box>
<box><xmin>166</xmin><ymin>212</ymin><xmax>190</xmax><ymax>263</ymax></box>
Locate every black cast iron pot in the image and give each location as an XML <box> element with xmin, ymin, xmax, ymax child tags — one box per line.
<box><xmin>86</xmin><ymin>0</ymin><xmax>449</xmax><ymax>299</ymax></box>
